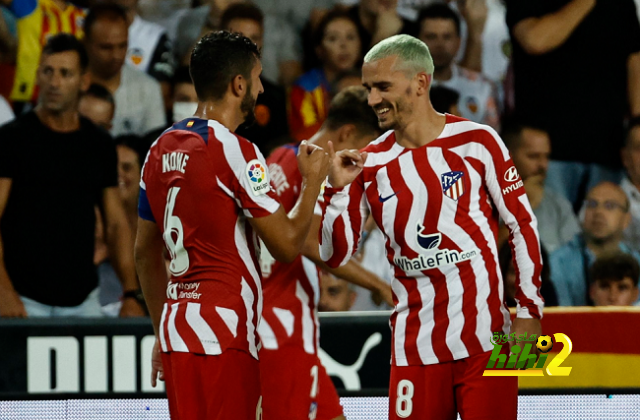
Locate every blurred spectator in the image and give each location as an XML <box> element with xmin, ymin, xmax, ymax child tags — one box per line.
<box><xmin>429</xmin><ymin>85</ymin><xmax>460</xmax><ymax>116</ymax></box>
<box><xmin>0</xmin><ymin>0</ymin><xmax>85</xmax><ymax>110</ymax></box>
<box><xmin>418</xmin><ymin>3</ymin><xmax>500</xmax><ymax>130</ymax></box>
<box><xmin>318</xmin><ymin>270</ymin><xmax>356</xmax><ymax>311</ymax></box>
<box><xmin>289</xmin><ymin>8</ymin><xmax>361</xmax><ymax>141</ymax></box>
<box><xmin>170</xmin><ymin>66</ymin><xmax>197</xmax><ymax>122</ymax></box>
<box><xmin>0</xmin><ymin>7</ymin><xmax>16</xmax><ymax>65</ymax></box>
<box><xmin>84</xmin><ymin>4</ymin><xmax>165</xmax><ymax>137</ymax></box>
<box><xmin>78</xmin><ymin>83</ymin><xmax>115</xmax><ymax>131</ymax></box>
<box><xmin>99</xmin><ymin>134</ymin><xmax>151</xmax><ymax>312</ymax></box>
<box><xmin>0</xmin><ymin>34</ymin><xmax>143</xmax><ymax>317</ymax></box>
<box><xmin>498</xmin><ymin>241</ymin><xmax>557</xmax><ymax>308</ymax></box>
<box><xmin>502</xmin><ymin>121</ymin><xmax>580</xmax><ymax>253</ymax></box>
<box><xmin>331</xmin><ymin>68</ymin><xmax>362</xmax><ymax>96</ymax></box>
<box><xmin>0</xmin><ymin>94</ymin><xmax>13</xmax><ymax>125</ymax></box>
<box><xmin>220</xmin><ymin>3</ymin><xmax>289</xmax><ymax>154</ymax></box>
<box><xmin>110</xmin><ymin>0</ymin><xmax>176</xmax><ymax>111</ymax></box>
<box><xmin>346</xmin><ymin>0</ymin><xmax>418</xmax><ymax>58</ymax></box>
<box><xmin>550</xmin><ymin>182</ymin><xmax>640</xmax><ymax>306</ymax></box>
<box><xmin>589</xmin><ymin>252</ymin><xmax>640</xmax><ymax>306</ymax></box>
<box><xmin>506</xmin><ymin>0</ymin><xmax>640</xmax><ymax>207</ymax></box>
<box><xmin>620</xmin><ymin>117</ymin><xmax>640</xmax><ymax>250</ymax></box>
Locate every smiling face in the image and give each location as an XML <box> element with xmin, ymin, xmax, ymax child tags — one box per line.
<box><xmin>362</xmin><ymin>55</ymin><xmax>422</xmax><ymax>131</ymax></box>
<box><xmin>318</xmin><ymin>17</ymin><xmax>361</xmax><ymax>74</ymax></box>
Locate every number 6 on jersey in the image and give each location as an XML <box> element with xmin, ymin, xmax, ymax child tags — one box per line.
<box><xmin>163</xmin><ymin>187</ymin><xmax>190</xmax><ymax>276</ymax></box>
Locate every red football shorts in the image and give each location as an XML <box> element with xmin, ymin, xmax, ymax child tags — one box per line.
<box><xmin>260</xmin><ymin>346</ymin><xmax>343</xmax><ymax>420</ymax></box>
<box><xmin>389</xmin><ymin>350</ymin><xmax>517</xmax><ymax>420</ymax></box>
<box><xmin>161</xmin><ymin>349</ymin><xmax>262</xmax><ymax>420</ymax></box>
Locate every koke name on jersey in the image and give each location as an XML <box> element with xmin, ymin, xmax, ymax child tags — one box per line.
<box><xmin>162</xmin><ymin>152</ymin><xmax>190</xmax><ymax>174</ymax></box>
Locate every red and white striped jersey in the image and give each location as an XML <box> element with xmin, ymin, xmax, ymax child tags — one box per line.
<box><xmin>319</xmin><ymin>115</ymin><xmax>544</xmax><ymax>366</ymax></box>
<box><xmin>139</xmin><ymin>118</ymin><xmax>281</xmax><ymax>360</ymax></box>
<box><xmin>257</xmin><ymin>143</ymin><xmax>320</xmax><ymax>355</ymax></box>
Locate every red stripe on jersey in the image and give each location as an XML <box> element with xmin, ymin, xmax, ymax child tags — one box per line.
<box><xmin>174</xmin><ymin>303</ymin><xmax>206</xmax><ymax>354</ymax></box>
<box><xmin>413</xmin><ymin>151</ymin><xmax>454</xmax><ymax>363</ymax></box>
<box><xmin>384</xmin><ymin>158</ymin><xmax>424</xmax><ymax>366</ymax></box>
<box><xmin>465</xmin><ymin>156</ymin><xmax>507</xmax><ymax>335</ymax></box>
<box><xmin>442</xmin><ymin>149</ymin><xmax>485</xmax><ymax>356</ymax></box>
<box><xmin>363</xmin><ymin>131</ymin><xmax>397</xmax><ymax>155</ymax></box>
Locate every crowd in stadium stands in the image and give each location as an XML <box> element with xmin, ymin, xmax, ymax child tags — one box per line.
<box><xmin>1</xmin><ymin>0</ymin><xmax>640</xmax><ymax>318</ymax></box>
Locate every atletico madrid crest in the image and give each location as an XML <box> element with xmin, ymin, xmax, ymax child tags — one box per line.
<box><xmin>441</xmin><ymin>171</ymin><xmax>465</xmax><ymax>201</ymax></box>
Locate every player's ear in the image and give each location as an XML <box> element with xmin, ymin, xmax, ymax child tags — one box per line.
<box><xmin>416</xmin><ymin>72</ymin><xmax>430</xmax><ymax>96</ymax></box>
<box><xmin>337</xmin><ymin>124</ymin><xmax>357</xmax><ymax>147</ymax></box>
<box><xmin>230</xmin><ymin>74</ymin><xmax>245</xmax><ymax>98</ymax></box>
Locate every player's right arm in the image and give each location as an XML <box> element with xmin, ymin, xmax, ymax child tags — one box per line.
<box><xmin>134</xmin><ymin>217</ymin><xmax>169</xmax><ymax>335</ymax></box>
<box><xmin>249</xmin><ymin>142</ymin><xmax>330</xmax><ymax>263</ymax></box>
<box><xmin>319</xmin><ymin>142</ymin><xmax>370</xmax><ymax>268</ymax></box>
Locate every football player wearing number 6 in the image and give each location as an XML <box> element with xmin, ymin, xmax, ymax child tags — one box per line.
<box><xmin>320</xmin><ymin>34</ymin><xmax>544</xmax><ymax>420</ymax></box>
<box><xmin>134</xmin><ymin>31</ymin><xmax>329</xmax><ymax>420</ymax></box>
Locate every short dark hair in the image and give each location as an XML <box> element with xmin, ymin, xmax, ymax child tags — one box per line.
<box><xmin>115</xmin><ymin>134</ymin><xmax>151</xmax><ymax>168</ymax></box>
<box><xmin>42</xmin><ymin>33</ymin><xmax>88</xmax><ymax>71</ymax></box>
<box><xmin>430</xmin><ymin>86</ymin><xmax>459</xmax><ymax>114</ymax></box>
<box><xmin>500</xmin><ymin>118</ymin><xmax>547</xmax><ymax>152</ymax></box>
<box><xmin>313</xmin><ymin>7</ymin><xmax>360</xmax><ymax>49</ymax></box>
<box><xmin>418</xmin><ymin>3</ymin><xmax>461</xmax><ymax>36</ymax></box>
<box><xmin>325</xmin><ymin>86</ymin><xmax>379</xmax><ymax>136</ymax></box>
<box><xmin>82</xmin><ymin>83</ymin><xmax>114</xmax><ymax>107</ymax></box>
<box><xmin>84</xmin><ymin>3</ymin><xmax>128</xmax><ymax>39</ymax></box>
<box><xmin>189</xmin><ymin>31</ymin><xmax>260</xmax><ymax>101</ymax></box>
<box><xmin>173</xmin><ymin>66</ymin><xmax>193</xmax><ymax>85</ymax></box>
<box><xmin>220</xmin><ymin>3</ymin><xmax>264</xmax><ymax>31</ymax></box>
<box><xmin>590</xmin><ymin>252</ymin><xmax>640</xmax><ymax>286</ymax></box>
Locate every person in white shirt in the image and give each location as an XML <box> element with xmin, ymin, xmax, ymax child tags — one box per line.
<box><xmin>418</xmin><ymin>2</ymin><xmax>500</xmax><ymax>130</ymax></box>
<box><xmin>621</xmin><ymin>118</ymin><xmax>640</xmax><ymax>250</ymax></box>
<box><xmin>111</xmin><ymin>0</ymin><xmax>176</xmax><ymax>111</ymax></box>
<box><xmin>84</xmin><ymin>4</ymin><xmax>166</xmax><ymax>137</ymax></box>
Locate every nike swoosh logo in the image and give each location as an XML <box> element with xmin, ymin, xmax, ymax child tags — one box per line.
<box><xmin>379</xmin><ymin>191</ymin><xmax>400</xmax><ymax>203</ymax></box>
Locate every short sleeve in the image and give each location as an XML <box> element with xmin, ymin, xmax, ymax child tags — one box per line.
<box><xmin>138</xmin><ymin>187</ymin><xmax>155</xmax><ymax>222</ymax></box>
<box><xmin>234</xmin><ymin>144</ymin><xmax>281</xmax><ymax>218</ymax></box>
<box><xmin>505</xmin><ymin>0</ymin><xmax>547</xmax><ymax>30</ymax></box>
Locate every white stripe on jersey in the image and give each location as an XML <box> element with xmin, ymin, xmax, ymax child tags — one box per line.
<box><xmin>398</xmin><ymin>155</ymin><xmax>438</xmax><ymax>365</ymax></box>
<box><xmin>364</xmin><ymin>133</ymin><xmax>402</xmax><ymax>168</ymax></box>
<box><xmin>168</xmin><ymin>302</ymin><xmax>188</xmax><ymax>352</ymax></box>
<box><xmin>233</xmin><ymin>214</ymin><xmax>263</xmax><ymax>340</ymax></box>
<box><xmin>302</xmin><ymin>257</ymin><xmax>320</xmax><ymax>306</ymax></box>
<box><xmin>216</xmin><ymin>307</ymin><xmax>239</xmax><ymax>338</ymax></box>
<box><xmin>319</xmin><ymin>185</ymin><xmax>352</xmax><ymax>263</ymax></box>
<box><xmin>391</xmin><ymin>280</ymin><xmax>409</xmax><ymax>365</ymax></box>
<box><xmin>185</xmin><ymin>302</ymin><xmax>222</xmax><ymax>355</ymax></box>
<box><xmin>273</xmin><ymin>308</ymin><xmax>295</xmax><ymax>337</ymax></box>
<box><xmin>210</xmin><ymin>120</ymin><xmax>280</xmax><ymax>216</ymax></box>
<box><xmin>258</xmin><ymin>318</ymin><xmax>279</xmax><ymax>350</ymax></box>
<box><xmin>240</xmin><ymin>278</ymin><xmax>258</xmax><ymax>358</ymax></box>
<box><xmin>159</xmin><ymin>303</ymin><xmax>168</xmax><ymax>352</ymax></box>
<box><xmin>515</xmin><ymin>194</ymin><xmax>542</xmax><ymax>319</ymax></box>
<box><xmin>295</xmin><ymin>281</ymin><xmax>316</xmax><ymax>355</ymax></box>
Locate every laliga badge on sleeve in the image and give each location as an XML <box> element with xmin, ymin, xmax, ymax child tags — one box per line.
<box><xmin>246</xmin><ymin>159</ymin><xmax>271</xmax><ymax>196</ymax></box>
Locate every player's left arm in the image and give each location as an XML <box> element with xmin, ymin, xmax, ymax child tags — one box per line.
<box><xmin>102</xmin><ymin>187</ymin><xmax>146</xmax><ymax>317</ymax></box>
<box><xmin>481</xmin><ymin>128</ymin><xmax>544</xmax><ymax>320</ymax></box>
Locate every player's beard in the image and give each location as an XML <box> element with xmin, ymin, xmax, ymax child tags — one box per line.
<box><xmin>240</xmin><ymin>81</ymin><xmax>257</xmax><ymax>128</ymax></box>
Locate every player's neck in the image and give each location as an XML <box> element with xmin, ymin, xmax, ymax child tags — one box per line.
<box><xmin>90</xmin><ymin>69</ymin><xmax>122</xmax><ymax>94</ymax></box>
<box><xmin>194</xmin><ymin>100</ymin><xmax>241</xmax><ymax>131</ymax></box>
<box><xmin>307</xmin><ymin>128</ymin><xmax>332</xmax><ymax>150</ymax></box>
<box><xmin>585</xmin><ymin>237</ymin><xmax>620</xmax><ymax>259</ymax></box>
<box><xmin>34</xmin><ymin>105</ymin><xmax>81</xmax><ymax>132</ymax></box>
<box><xmin>394</xmin><ymin>106</ymin><xmax>446</xmax><ymax>149</ymax></box>
<box><xmin>433</xmin><ymin>65</ymin><xmax>453</xmax><ymax>82</ymax></box>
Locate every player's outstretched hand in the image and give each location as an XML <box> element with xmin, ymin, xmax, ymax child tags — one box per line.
<box><xmin>297</xmin><ymin>140</ymin><xmax>330</xmax><ymax>187</ymax></box>
<box><xmin>151</xmin><ymin>338</ymin><xmax>165</xmax><ymax>388</ymax></box>
<box><xmin>327</xmin><ymin>141</ymin><xmax>368</xmax><ymax>188</ymax></box>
